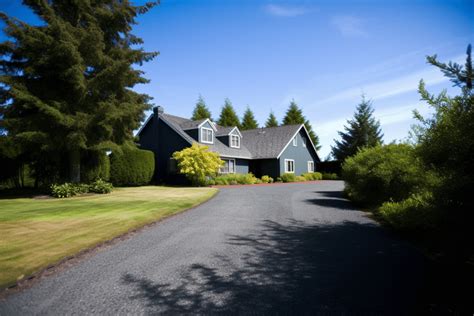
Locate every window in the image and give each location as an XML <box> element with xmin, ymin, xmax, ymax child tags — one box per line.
<box><xmin>219</xmin><ymin>159</ymin><xmax>235</xmax><ymax>174</ymax></box>
<box><xmin>302</xmin><ymin>138</ymin><xmax>306</xmax><ymax>147</ymax></box>
<box><xmin>292</xmin><ymin>137</ymin><xmax>297</xmax><ymax>146</ymax></box>
<box><xmin>200</xmin><ymin>127</ymin><xmax>214</xmax><ymax>144</ymax></box>
<box><xmin>307</xmin><ymin>161</ymin><xmax>314</xmax><ymax>173</ymax></box>
<box><xmin>285</xmin><ymin>159</ymin><xmax>295</xmax><ymax>173</ymax></box>
<box><xmin>230</xmin><ymin>135</ymin><xmax>240</xmax><ymax>148</ymax></box>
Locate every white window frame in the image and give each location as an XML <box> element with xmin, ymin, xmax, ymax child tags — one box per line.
<box><xmin>284</xmin><ymin>159</ymin><xmax>295</xmax><ymax>173</ymax></box>
<box><xmin>307</xmin><ymin>161</ymin><xmax>314</xmax><ymax>173</ymax></box>
<box><xmin>230</xmin><ymin>135</ymin><xmax>240</xmax><ymax>148</ymax></box>
<box><xmin>219</xmin><ymin>158</ymin><xmax>236</xmax><ymax>174</ymax></box>
<box><xmin>302</xmin><ymin>138</ymin><xmax>306</xmax><ymax>147</ymax></box>
<box><xmin>292</xmin><ymin>137</ymin><xmax>297</xmax><ymax>146</ymax></box>
<box><xmin>200</xmin><ymin>127</ymin><xmax>214</xmax><ymax>144</ymax></box>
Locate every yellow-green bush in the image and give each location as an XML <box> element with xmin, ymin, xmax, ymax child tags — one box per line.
<box><xmin>214</xmin><ymin>173</ymin><xmax>258</xmax><ymax>185</ymax></box>
<box><xmin>280</xmin><ymin>173</ymin><xmax>296</xmax><ymax>183</ymax></box>
<box><xmin>322</xmin><ymin>172</ymin><xmax>339</xmax><ymax>180</ymax></box>
<box><xmin>261</xmin><ymin>175</ymin><xmax>274</xmax><ymax>183</ymax></box>
<box><xmin>302</xmin><ymin>172</ymin><xmax>322</xmax><ymax>181</ymax></box>
<box><xmin>295</xmin><ymin>176</ymin><xmax>306</xmax><ymax>182</ymax></box>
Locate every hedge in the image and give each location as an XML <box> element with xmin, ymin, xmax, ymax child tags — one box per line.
<box><xmin>110</xmin><ymin>148</ymin><xmax>155</xmax><ymax>186</ymax></box>
<box><xmin>81</xmin><ymin>150</ymin><xmax>110</xmax><ymax>183</ymax></box>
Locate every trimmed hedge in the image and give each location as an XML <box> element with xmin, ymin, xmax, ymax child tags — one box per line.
<box><xmin>81</xmin><ymin>150</ymin><xmax>110</xmax><ymax>183</ymax></box>
<box><xmin>280</xmin><ymin>173</ymin><xmax>296</xmax><ymax>183</ymax></box>
<box><xmin>302</xmin><ymin>172</ymin><xmax>322</xmax><ymax>181</ymax></box>
<box><xmin>110</xmin><ymin>148</ymin><xmax>155</xmax><ymax>186</ymax></box>
<box><xmin>214</xmin><ymin>173</ymin><xmax>258</xmax><ymax>185</ymax></box>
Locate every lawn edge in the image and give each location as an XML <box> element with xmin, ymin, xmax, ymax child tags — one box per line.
<box><xmin>0</xmin><ymin>188</ymin><xmax>219</xmax><ymax>299</ymax></box>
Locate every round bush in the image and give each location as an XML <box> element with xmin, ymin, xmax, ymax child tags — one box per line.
<box><xmin>342</xmin><ymin>144</ymin><xmax>427</xmax><ymax>206</ymax></box>
<box><xmin>110</xmin><ymin>147</ymin><xmax>155</xmax><ymax>186</ymax></box>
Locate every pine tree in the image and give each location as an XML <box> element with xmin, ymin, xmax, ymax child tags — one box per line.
<box><xmin>265</xmin><ymin>111</ymin><xmax>279</xmax><ymax>127</ymax></box>
<box><xmin>191</xmin><ymin>95</ymin><xmax>212</xmax><ymax>121</ymax></box>
<box><xmin>241</xmin><ymin>106</ymin><xmax>258</xmax><ymax>130</ymax></box>
<box><xmin>331</xmin><ymin>96</ymin><xmax>383</xmax><ymax>161</ymax></box>
<box><xmin>217</xmin><ymin>98</ymin><xmax>240</xmax><ymax>127</ymax></box>
<box><xmin>282</xmin><ymin>100</ymin><xmax>321</xmax><ymax>150</ymax></box>
<box><xmin>0</xmin><ymin>1</ymin><xmax>158</xmax><ymax>183</ymax></box>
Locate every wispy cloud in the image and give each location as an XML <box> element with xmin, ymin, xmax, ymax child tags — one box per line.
<box><xmin>263</xmin><ymin>4</ymin><xmax>312</xmax><ymax>17</ymax></box>
<box><xmin>331</xmin><ymin>15</ymin><xmax>368</xmax><ymax>38</ymax></box>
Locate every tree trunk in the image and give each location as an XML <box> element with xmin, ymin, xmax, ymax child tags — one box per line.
<box><xmin>69</xmin><ymin>148</ymin><xmax>81</xmax><ymax>183</ymax></box>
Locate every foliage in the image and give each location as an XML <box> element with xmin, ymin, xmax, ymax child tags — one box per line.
<box><xmin>265</xmin><ymin>112</ymin><xmax>279</xmax><ymax>128</ymax></box>
<box><xmin>213</xmin><ymin>173</ymin><xmax>258</xmax><ymax>185</ymax></box>
<box><xmin>0</xmin><ymin>1</ymin><xmax>158</xmax><ymax>182</ymax></box>
<box><xmin>88</xmin><ymin>179</ymin><xmax>113</xmax><ymax>194</ymax></box>
<box><xmin>191</xmin><ymin>95</ymin><xmax>212</xmax><ymax>121</ymax></box>
<box><xmin>217</xmin><ymin>99</ymin><xmax>240</xmax><ymax>127</ymax></box>
<box><xmin>331</xmin><ymin>96</ymin><xmax>383</xmax><ymax>162</ymax></box>
<box><xmin>282</xmin><ymin>100</ymin><xmax>320</xmax><ymax>150</ymax></box>
<box><xmin>322</xmin><ymin>172</ymin><xmax>339</xmax><ymax>180</ymax></box>
<box><xmin>280</xmin><ymin>173</ymin><xmax>296</xmax><ymax>183</ymax></box>
<box><xmin>261</xmin><ymin>175</ymin><xmax>274</xmax><ymax>183</ymax></box>
<box><xmin>377</xmin><ymin>192</ymin><xmax>438</xmax><ymax>231</ymax></box>
<box><xmin>173</xmin><ymin>143</ymin><xmax>223</xmax><ymax>186</ymax></box>
<box><xmin>413</xmin><ymin>44</ymin><xmax>474</xmax><ymax>215</ymax></box>
<box><xmin>110</xmin><ymin>146</ymin><xmax>155</xmax><ymax>186</ymax></box>
<box><xmin>81</xmin><ymin>150</ymin><xmax>110</xmax><ymax>183</ymax></box>
<box><xmin>342</xmin><ymin>144</ymin><xmax>429</xmax><ymax>207</ymax></box>
<box><xmin>50</xmin><ymin>183</ymin><xmax>90</xmax><ymax>198</ymax></box>
<box><xmin>241</xmin><ymin>106</ymin><xmax>259</xmax><ymax>130</ymax></box>
<box><xmin>295</xmin><ymin>176</ymin><xmax>306</xmax><ymax>182</ymax></box>
<box><xmin>302</xmin><ymin>172</ymin><xmax>322</xmax><ymax>181</ymax></box>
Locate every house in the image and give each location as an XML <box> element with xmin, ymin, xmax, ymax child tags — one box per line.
<box><xmin>137</xmin><ymin>106</ymin><xmax>320</xmax><ymax>182</ymax></box>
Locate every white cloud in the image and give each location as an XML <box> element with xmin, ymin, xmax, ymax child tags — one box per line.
<box><xmin>263</xmin><ymin>4</ymin><xmax>312</xmax><ymax>17</ymax></box>
<box><xmin>331</xmin><ymin>15</ymin><xmax>368</xmax><ymax>38</ymax></box>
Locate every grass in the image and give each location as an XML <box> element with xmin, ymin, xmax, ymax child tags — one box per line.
<box><xmin>0</xmin><ymin>186</ymin><xmax>218</xmax><ymax>289</ymax></box>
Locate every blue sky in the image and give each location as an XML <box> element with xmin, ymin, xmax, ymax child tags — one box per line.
<box><xmin>1</xmin><ymin>0</ymin><xmax>473</xmax><ymax>158</ymax></box>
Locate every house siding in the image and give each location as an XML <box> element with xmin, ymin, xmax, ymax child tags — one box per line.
<box><xmin>139</xmin><ymin>115</ymin><xmax>190</xmax><ymax>183</ymax></box>
<box><xmin>278</xmin><ymin>129</ymin><xmax>318</xmax><ymax>176</ymax></box>
<box><xmin>249</xmin><ymin>159</ymin><xmax>280</xmax><ymax>179</ymax></box>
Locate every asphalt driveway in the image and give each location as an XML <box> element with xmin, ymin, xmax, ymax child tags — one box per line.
<box><xmin>0</xmin><ymin>181</ymin><xmax>427</xmax><ymax>314</ymax></box>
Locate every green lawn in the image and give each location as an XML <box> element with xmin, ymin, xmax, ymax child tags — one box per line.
<box><xmin>0</xmin><ymin>186</ymin><xmax>218</xmax><ymax>289</ymax></box>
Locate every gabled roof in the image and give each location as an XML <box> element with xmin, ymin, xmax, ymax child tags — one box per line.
<box><xmin>241</xmin><ymin>125</ymin><xmax>302</xmax><ymax>159</ymax></box>
<box><xmin>138</xmin><ymin>112</ymin><xmax>320</xmax><ymax>161</ymax></box>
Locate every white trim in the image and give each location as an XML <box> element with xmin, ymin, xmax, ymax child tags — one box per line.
<box><xmin>284</xmin><ymin>159</ymin><xmax>295</xmax><ymax>173</ymax></box>
<box><xmin>197</xmin><ymin>118</ymin><xmax>217</xmax><ymax>131</ymax></box>
<box><xmin>307</xmin><ymin>161</ymin><xmax>314</xmax><ymax>173</ymax></box>
<box><xmin>159</xmin><ymin>116</ymin><xmax>194</xmax><ymax>144</ymax></box>
<box><xmin>228</xmin><ymin>126</ymin><xmax>243</xmax><ymax>138</ymax></box>
<box><xmin>292</xmin><ymin>136</ymin><xmax>297</xmax><ymax>146</ymax></box>
<box><xmin>276</xmin><ymin>124</ymin><xmax>320</xmax><ymax>161</ymax></box>
<box><xmin>230</xmin><ymin>134</ymin><xmax>240</xmax><ymax>148</ymax></box>
<box><xmin>219</xmin><ymin>158</ymin><xmax>236</xmax><ymax>174</ymax></box>
<box><xmin>200</xmin><ymin>127</ymin><xmax>214</xmax><ymax>144</ymax></box>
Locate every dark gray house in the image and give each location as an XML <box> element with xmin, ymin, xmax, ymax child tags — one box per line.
<box><xmin>137</xmin><ymin>106</ymin><xmax>320</xmax><ymax>182</ymax></box>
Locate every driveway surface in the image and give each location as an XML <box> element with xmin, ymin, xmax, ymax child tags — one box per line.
<box><xmin>0</xmin><ymin>181</ymin><xmax>427</xmax><ymax>315</ymax></box>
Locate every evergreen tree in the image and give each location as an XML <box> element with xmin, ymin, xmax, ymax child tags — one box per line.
<box><xmin>331</xmin><ymin>96</ymin><xmax>383</xmax><ymax>161</ymax></box>
<box><xmin>0</xmin><ymin>1</ymin><xmax>158</xmax><ymax>183</ymax></box>
<box><xmin>265</xmin><ymin>111</ymin><xmax>279</xmax><ymax>127</ymax></box>
<box><xmin>191</xmin><ymin>95</ymin><xmax>212</xmax><ymax>121</ymax></box>
<box><xmin>217</xmin><ymin>98</ymin><xmax>240</xmax><ymax>127</ymax></box>
<box><xmin>241</xmin><ymin>106</ymin><xmax>258</xmax><ymax>130</ymax></box>
<box><xmin>282</xmin><ymin>100</ymin><xmax>321</xmax><ymax>150</ymax></box>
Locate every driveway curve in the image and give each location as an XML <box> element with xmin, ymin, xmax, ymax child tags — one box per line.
<box><xmin>0</xmin><ymin>181</ymin><xmax>427</xmax><ymax>314</ymax></box>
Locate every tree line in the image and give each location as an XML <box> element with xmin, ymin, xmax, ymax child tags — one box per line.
<box><xmin>191</xmin><ymin>96</ymin><xmax>321</xmax><ymax>149</ymax></box>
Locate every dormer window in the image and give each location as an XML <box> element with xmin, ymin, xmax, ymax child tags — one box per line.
<box><xmin>230</xmin><ymin>135</ymin><xmax>240</xmax><ymax>148</ymax></box>
<box><xmin>201</xmin><ymin>127</ymin><xmax>214</xmax><ymax>144</ymax></box>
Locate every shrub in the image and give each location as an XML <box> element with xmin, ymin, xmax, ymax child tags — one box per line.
<box><xmin>50</xmin><ymin>183</ymin><xmax>89</xmax><ymax>198</ymax></box>
<box><xmin>172</xmin><ymin>143</ymin><xmax>223</xmax><ymax>186</ymax></box>
<box><xmin>255</xmin><ymin>178</ymin><xmax>263</xmax><ymax>184</ymax></box>
<box><xmin>342</xmin><ymin>144</ymin><xmax>428</xmax><ymax>207</ymax></box>
<box><xmin>110</xmin><ymin>147</ymin><xmax>155</xmax><ymax>186</ymax></box>
<box><xmin>280</xmin><ymin>173</ymin><xmax>296</xmax><ymax>183</ymax></box>
<box><xmin>261</xmin><ymin>175</ymin><xmax>273</xmax><ymax>183</ymax></box>
<box><xmin>302</xmin><ymin>172</ymin><xmax>322</xmax><ymax>181</ymax></box>
<box><xmin>295</xmin><ymin>176</ymin><xmax>306</xmax><ymax>182</ymax></box>
<box><xmin>322</xmin><ymin>172</ymin><xmax>339</xmax><ymax>180</ymax></box>
<box><xmin>81</xmin><ymin>150</ymin><xmax>110</xmax><ymax>183</ymax></box>
<box><xmin>377</xmin><ymin>192</ymin><xmax>438</xmax><ymax>230</ymax></box>
<box><xmin>89</xmin><ymin>179</ymin><xmax>113</xmax><ymax>194</ymax></box>
<box><xmin>276</xmin><ymin>177</ymin><xmax>282</xmax><ymax>183</ymax></box>
<box><xmin>213</xmin><ymin>173</ymin><xmax>258</xmax><ymax>185</ymax></box>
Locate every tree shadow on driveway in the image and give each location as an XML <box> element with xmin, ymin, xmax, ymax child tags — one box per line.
<box><xmin>304</xmin><ymin>190</ymin><xmax>355</xmax><ymax>210</ymax></box>
<box><xmin>121</xmin><ymin>219</ymin><xmax>427</xmax><ymax>314</ymax></box>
